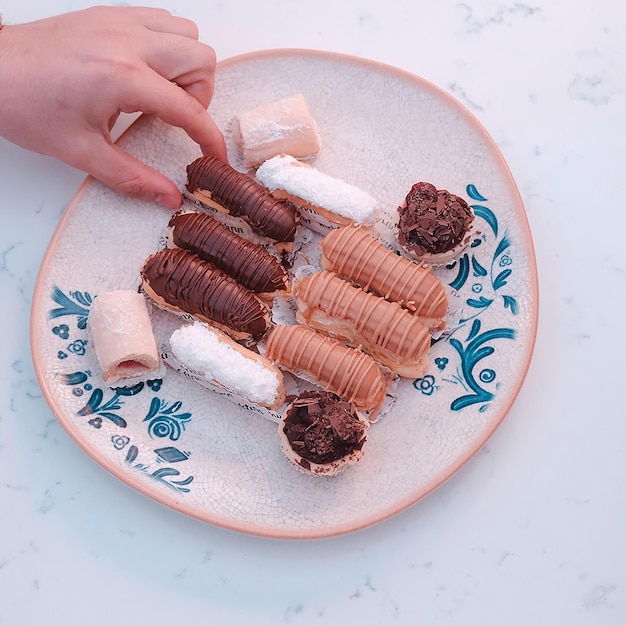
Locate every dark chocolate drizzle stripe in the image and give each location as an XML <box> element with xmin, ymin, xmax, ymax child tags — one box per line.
<box><xmin>141</xmin><ymin>247</ymin><xmax>268</xmax><ymax>339</ymax></box>
<box><xmin>169</xmin><ymin>211</ymin><xmax>287</xmax><ymax>294</ymax></box>
<box><xmin>186</xmin><ymin>156</ymin><xmax>297</xmax><ymax>242</ymax></box>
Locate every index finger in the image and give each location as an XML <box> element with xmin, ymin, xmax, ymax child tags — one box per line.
<box><xmin>125</xmin><ymin>73</ymin><xmax>226</xmax><ymax>160</ymax></box>
<box><xmin>142</xmin><ymin>33</ymin><xmax>218</xmax><ymax>108</ymax></box>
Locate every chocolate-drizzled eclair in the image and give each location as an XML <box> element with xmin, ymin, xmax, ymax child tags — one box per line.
<box><xmin>141</xmin><ymin>247</ymin><xmax>270</xmax><ymax>340</ymax></box>
<box><xmin>168</xmin><ymin>210</ymin><xmax>288</xmax><ymax>298</ymax></box>
<box><xmin>185</xmin><ymin>156</ymin><xmax>298</xmax><ymax>242</ymax></box>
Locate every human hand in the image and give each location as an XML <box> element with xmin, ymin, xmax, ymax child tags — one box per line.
<box><xmin>0</xmin><ymin>6</ymin><xmax>226</xmax><ymax>208</ymax></box>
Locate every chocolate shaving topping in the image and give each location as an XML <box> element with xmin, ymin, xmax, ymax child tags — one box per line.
<box><xmin>397</xmin><ymin>182</ymin><xmax>474</xmax><ymax>255</ymax></box>
<box><xmin>282</xmin><ymin>390</ymin><xmax>366</xmax><ymax>464</ymax></box>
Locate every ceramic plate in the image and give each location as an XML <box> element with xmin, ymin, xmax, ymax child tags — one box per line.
<box><xmin>31</xmin><ymin>50</ymin><xmax>538</xmax><ymax>539</ymax></box>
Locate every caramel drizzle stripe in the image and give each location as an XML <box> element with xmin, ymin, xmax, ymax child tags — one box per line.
<box><xmin>297</xmin><ymin>272</ymin><xmax>430</xmax><ymax>359</ymax></box>
<box><xmin>333</xmin><ymin>228</ymin><xmax>372</xmax><ymax>287</ymax></box>
<box><xmin>299</xmin><ymin>327</ymin><xmax>327</xmax><ymax>380</ymax></box>
<box><xmin>333</xmin><ymin>346</ymin><xmax>373</xmax><ymax>404</ymax></box>
<box><xmin>321</xmin><ymin>227</ymin><xmax>447</xmax><ymax>319</ymax></box>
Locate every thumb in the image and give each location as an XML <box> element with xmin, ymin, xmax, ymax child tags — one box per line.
<box><xmin>72</xmin><ymin>132</ymin><xmax>183</xmax><ymax>209</ymax></box>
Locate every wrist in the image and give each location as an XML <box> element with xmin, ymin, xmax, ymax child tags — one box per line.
<box><xmin>0</xmin><ymin>22</ymin><xmax>27</xmax><ymax>146</ymax></box>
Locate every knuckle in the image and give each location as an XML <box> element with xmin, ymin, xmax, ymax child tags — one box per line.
<box><xmin>199</xmin><ymin>44</ymin><xmax>217</xmax><ymax>69</ymax></box>
<box><xmin>186</xmin><ymin>93</ymin><xmax>209</xmax><ymax>115</ymax></box>
<box><xmin>115</xmin><ymin>173</ymin><xmax>148</xmax><ymax>198</ymax></box>
<box><xmin>180</xmin><ymin>17</ymin><xmax>199</xmax><ymax>39</ymax></box>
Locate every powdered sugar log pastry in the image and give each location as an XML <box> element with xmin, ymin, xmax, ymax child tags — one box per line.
<box><xmin>397</xmin><ymin>182</ymin><xmax>475</xmax><ymax>264</ymax></box>
<box><xmin>264</xmin><ymin>324</ymin><xmax>389</xmax><ymax>414</ymax></box>
<box><xmin>293</xmin><ymin>271</ymin><xmax>431</xmax><ymax>378</ymax></box>
<box><xmin>168</xmin><ymin>210</ymin><xmax>288</xmax><ymax>299</ymax></box>
<box><xmin>278</xmin><ymin>390</ymin><xmax>369</xmax><ymax>476</ymax></box>
<box><xmin>88</xmin><ymin>290</ymin><xmax>162</xmax><ymax>386</ymax></box>
<box><xmin>255</xmin><ymin>154</ymin><xmax>379</xmax><ymax>235</ymax></box>
<box><xmin>185</xmin><ymin>155</ymin><xmax>298</xmax><ymax>243</ymax></box>
<box><xmin>168</xmin><ymin>322</ymin><xmax>286</xmax><ymax>410</ymax></box>
<box><xmin>232</xmin><ymin>94</ymin><xmax>322</xmax><ymax>168</ymax></box>
<box><xmin>140</xmin><ymin>247</ymin><xmax>270</xmax><ymax>341</ymax></box>
<box><xmin>319</xmin><ymin>226</ymin><xmax>448</xmax><ymax>330</ymax></box>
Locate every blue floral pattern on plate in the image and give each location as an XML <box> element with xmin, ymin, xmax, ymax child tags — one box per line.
<box><xmin>48</xmin><ymin>288</ymin><xmax>195</xmax><ymax>493</ymax></box>
<box><xmin>414</xmin><ymin>184</ymin><xmax>518</xmax><ymax>412</ymax></box>
<box><xmin>30</xmin><ymin>54</ymin><xmax>537</xmax><ymax>538</ymax></box>
<box><xmin>44</xmin><ymin>184</ymin><xmax>515</xmax><ymax>496</ymax></box>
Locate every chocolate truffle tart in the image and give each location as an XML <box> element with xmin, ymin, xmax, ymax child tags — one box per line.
<box><xmin>397</xmin><ymin>181</ymin><xmax>475</xmax><ymax>265</ymax></box>
<box><xmin>278</xmin><ymin>391</ymin><xmax>369</xmax><ymax>476</ymax></box>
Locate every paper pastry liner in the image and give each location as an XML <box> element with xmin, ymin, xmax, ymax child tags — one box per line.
<box><xmin>277</xmin><ymin>391</ymin><xmax>371</xmax><ymax>476</ymax></box>
<box><xmin>161</xmin><ymin>316</ymin><xmax>305</xmax><ymax>420</ymax></box>
<box><xmin>161</xmin><ymin>341</ymin><xmax>299</xmax><ymax>424</ymax></box>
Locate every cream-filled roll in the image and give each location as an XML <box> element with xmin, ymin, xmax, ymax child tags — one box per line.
<box><xmin>233</xmin><ymin>94</ymin><xmax>322</xmax><ymax>168</ymax></box>
<box><xmin>88</xmin><ymin>290</ymin><xmax>161</xmax><ymax>385</ymax></box>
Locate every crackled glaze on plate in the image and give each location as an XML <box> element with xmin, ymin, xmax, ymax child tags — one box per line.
<box><xmin>30</xmin><ymin>50</ymin><xmax>538</xmax><ymax>539</ymax></box>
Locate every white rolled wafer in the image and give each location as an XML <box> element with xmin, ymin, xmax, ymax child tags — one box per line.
<box><xmin>233</xmin><ymin>93</ymin><xmax>322</xmax><ymax>168</ymax></box>
<box><xmin>88</xmin><ymin>290</ymin><xmax>161</xmax><ymax>385</ymax></box>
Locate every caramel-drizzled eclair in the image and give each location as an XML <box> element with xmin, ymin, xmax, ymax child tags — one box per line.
<box><xmin>168</xmin><ymin>210</ymin><xmax>288</xmax><ymax>298</ymax></box>
<box><xmin>185</xmin><ymin>156</ymin><xmax>298</xmax><ymax>242</ymax></box>
<box><xmin>293</xmin><ymin>271</ymin><xmax>430</xmax><ymax>378</ymax></box>
<box><xmin>141</xmin><ymin>247</ymin><xmax>270</xmax><ymax>340</ymax></box>
<box><xmin>265</xmin><ymin>324</ymin><xmax>389</xmax><ymax>414</ymax></box>
<box><xmin>319</xmin><ymin>226</ymin><xmax>448</xmax><ymax>330</ymax></box>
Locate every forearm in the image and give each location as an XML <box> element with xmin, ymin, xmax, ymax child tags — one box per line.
<box><xmin>0</xmin><ymin>20</ymin><xmax>59</xmax><ymax>153</ymax></box>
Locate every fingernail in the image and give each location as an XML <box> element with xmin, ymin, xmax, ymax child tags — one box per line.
<box><xmin>156</xmin><ymin>193</ymin><xmax>182</xmax><ymax>210</ymax></box>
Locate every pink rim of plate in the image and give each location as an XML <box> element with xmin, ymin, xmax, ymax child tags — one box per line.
<box><xmin>30</xmin><ymin>49</ymin><xmax>539</xmax><ymax>540</ymax></box>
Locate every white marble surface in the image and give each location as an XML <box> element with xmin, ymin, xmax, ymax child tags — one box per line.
<box><xmin>0</xmin><ymin>1</ymin><xmax>624</xmax><ymax>624</ymax></box>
